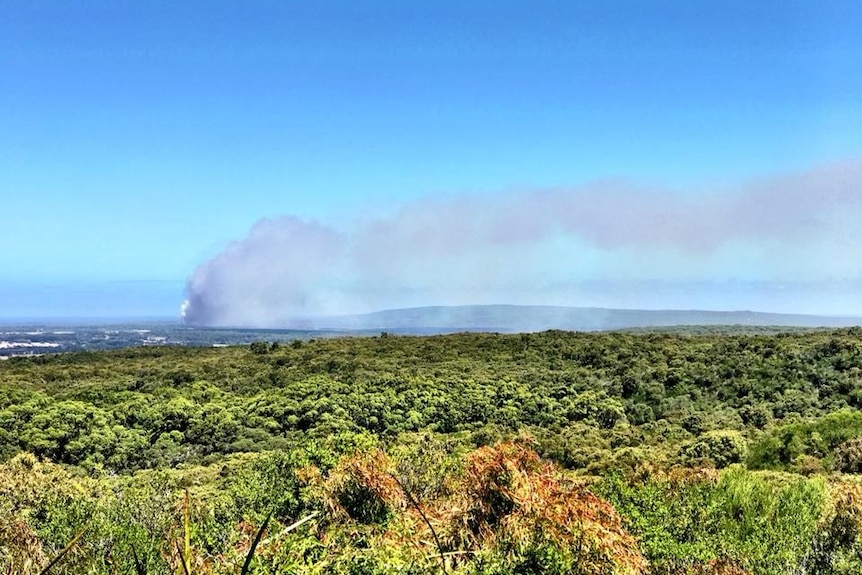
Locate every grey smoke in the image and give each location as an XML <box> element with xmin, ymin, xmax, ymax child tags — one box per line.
<box><xmin>182</xmin><ymin>160</ymin><xmax>862</xmax><ymax>326</ymax></box>
<box><xmin>182</xmin><ymin>217</ymin><xmax>345</xmax><ymax>326</ymax></box>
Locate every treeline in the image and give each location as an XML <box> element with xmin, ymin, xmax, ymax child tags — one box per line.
<box><xmin>2</xmin><ymin>329</ymin><xmax>862</xmax><ymax>474</ymax></box>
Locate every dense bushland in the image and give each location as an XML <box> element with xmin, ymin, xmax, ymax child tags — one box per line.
<box><xmin>3</xmin><ymin>329</ymin><xmax>862</xmax><ymax>573</ymax></box>
<box><xmin>3</xmin><ymin>329</ymin><xmax>862</xmax><ymax>474</ymax></box>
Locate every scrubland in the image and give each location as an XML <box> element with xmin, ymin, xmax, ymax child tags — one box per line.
<box><xmin>3</xmin><ymin>329</ymin><xmax>862</xmax><ymax>574</ymax></box>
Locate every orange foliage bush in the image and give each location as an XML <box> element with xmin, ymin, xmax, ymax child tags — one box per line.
<box><xmin>0</xmin><ymin>518</ymin><xmax>46</xmax><ymax>574</ymax></box>
<box><xmin>315</xmin><ymin>441</ymin><xmax>647</xmax><ymax>574</ymax></box>
<box><xmin>450</xmin><ymin>441</ymin><xmax>647</xmax><ymax>574</ymax></box>
<box><xmin>322</xmin><ymin>449</ymin><xmax>405</xmax><ymax>525</ymax></box>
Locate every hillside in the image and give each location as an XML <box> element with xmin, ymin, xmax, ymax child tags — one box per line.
<box><xmin>4</xmin><ymin>329</ymin><xmax>862</xmax><ymax>574</ymax></box>
<box><xmin>287</xmin><ymin>304</ymin><xmax>862</xmax><ymax>332</ymax></box>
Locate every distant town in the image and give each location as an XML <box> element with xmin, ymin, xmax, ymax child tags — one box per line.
<box><xmin>0</xmin><ymin>322</ymin><xmax>351</xmax><ymax>359</ymax></box>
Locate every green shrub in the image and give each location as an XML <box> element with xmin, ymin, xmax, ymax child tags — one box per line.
<box><xmin>681</xmin><ymin>430</ymin><xmax>748</xmax><ymax>469</ymax></box>
<box><xmin>749</xmin><ymin>411</ymin><xmax>862</xmax><ymax>471</ymax></box>
<box><xmin>596</xmin><ymin>467</ymin><xmax>828</xmax><ymax>574</ymax></box>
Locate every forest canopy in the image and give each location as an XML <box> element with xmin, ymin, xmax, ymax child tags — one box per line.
<box><xmin>3</xmin><ymin>328</ymin><xmax>862</xmax><ymax>474</ymax></box>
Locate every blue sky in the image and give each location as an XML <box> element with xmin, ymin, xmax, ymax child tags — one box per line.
<box><xmin>2</xmin><ymin>1</ymin><xmax>862</xmax><ymax>320</ymax></box>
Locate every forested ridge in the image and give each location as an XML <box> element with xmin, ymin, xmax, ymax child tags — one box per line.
<box><xmin>3</xmin><ymin>329</ymin><xmax>862</xmax><ymax>574</ymax></box>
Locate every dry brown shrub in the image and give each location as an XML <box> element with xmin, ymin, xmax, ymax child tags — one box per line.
<box><xmin>0</xmin><ymin>517</ymin><xmax>46</xmax><ymax>574</ymax></box>
<box><xmin>322</xmin><ymin>449</ymin><xmax>405</xmax><ymax>524</ymax></box>
<box><xmin>817</xmin><ymin>482</ymin><xmax>862</xmax><ymax>553</ymax></box>
<box><xmin>301</xmin><ymin>443</ymin><xmax>648</xmax><ymax>573</ymax></box>
<box><xmin>445</xmin><ymin>441</ymin><xmax>647</xmax><ymax>575</ymax></box>
<box><xmin>828</xmin><ymin>482</ymin><xmax>862</xmax><ymax>529</ymax></box>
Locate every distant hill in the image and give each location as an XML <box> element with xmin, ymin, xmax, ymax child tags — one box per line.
<box><xmin>291</xmin><ymin>305</ymin><xmax>862</xmax><ymax>333</ymax></box>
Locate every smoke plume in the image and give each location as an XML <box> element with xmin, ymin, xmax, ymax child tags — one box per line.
<box><xmin>182</xmin><ymin>160</ymin><xmax>862</xmax><ymax>326</ymax></box>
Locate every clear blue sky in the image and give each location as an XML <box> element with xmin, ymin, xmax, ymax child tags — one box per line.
<box><xmin>3</xmin><ymin>1</ymin><xmax>862</xmax><ymax>319</ymax></box>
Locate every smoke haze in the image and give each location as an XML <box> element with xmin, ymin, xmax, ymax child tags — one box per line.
<box><xmin>182</xmin><ymin>161</ymin><xmax>862</xmax><ymax>326</ymax></box>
